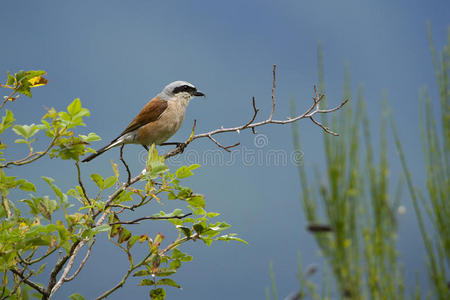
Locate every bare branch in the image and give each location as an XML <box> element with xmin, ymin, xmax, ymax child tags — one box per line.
<box><xmin>207</xmin><ymin>135</ymin><xmax>240</xmax><ymax>152</ymax></box>
<box><xmin>310</xmin><ymin>116</ymin><xmax>338</xmax><ymax>136</ymax></box>
<box><xmin>75</xmin><ymin>161</ymin><xmax>91</xmax><ymax>205</ymax></box>
<box><xmin>9</xmin><ymin>269</ymin><xmax>45</xmax><ymax>295</ymax></box>
<box><xmin>64</xmin><ymin>240</ymin><xmax>96</xmax><ymax>282</ymax></box>
<box><xmin>120</xmin><ymin>145</ymin><xmax>131</xmax><ymax>183</ymax></box>
<box><xmin>110</xmin><ymin>213</ymin><xmax>192</xmax><ymax>225</ymax></box>
<box><xmin>270</xmin><ymin>64</ymin><xmax>276</xmax><ymax>120</ymax></box>
<box><xmin>0</xmin><ymin>136</ymin><xmax>58</xmax><ymax>168</ymax></box>
<box><xmin>162</xmin><ymin>66</ymin><xmax>348</xmax><ymax>159</ymax></box>
<box><xmin>2</xmin><ymin>270</ymin><xmax>33</xmax><ymax>300</ymax></box>
<box><xmin>243</xmin><ymin>96</ymin><xmax>259</xmax><ymax>134</ymax></box>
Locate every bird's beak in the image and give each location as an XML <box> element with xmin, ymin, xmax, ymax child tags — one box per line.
<box><xmin>193</xmin><ymin>91</ymin><xmax>205</xmax><ymax>97</ymax></box>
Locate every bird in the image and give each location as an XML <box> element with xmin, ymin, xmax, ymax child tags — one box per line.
<box><xmin>82</xmin><ymin>81</ymin><xmax>204</xmax><ymax>162</ymax></box>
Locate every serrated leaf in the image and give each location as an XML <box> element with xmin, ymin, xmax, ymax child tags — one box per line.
<box><xmin>153</xmin><ymin>267</ymin><xmax>176</xmax><ymax>277</ymax></box>
<box><xmin>139</xmin><ymin>279</ymin><xmax>155</xmax><ymax>286</ymax></box>
<box><xmin>180</xmin><ymin>255</ymin><xmax>193</xmax><ymax>262</ymax></box>
<box><xmin>170</xmin><ymin>259</ymin><xmax>181</xmax><ymax>270</ymax></box>
<box><xmin>150</xmin><ymin>288</ymin><xmax>165</xmax><ymax>300</ymax></box>
<box><xmin>156</xmin><ymin>278</ymin><xmax>181</xmax><ymax>288</ymax></box>
<box><xmin>133</xmin><ymin>269</ymin><xmax>152</xmax><ymax>277</ymax></box>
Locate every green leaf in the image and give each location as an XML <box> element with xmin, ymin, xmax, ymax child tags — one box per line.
<box><xmin>156</xmin><ymin>278</ymin><xmax>181</xmax><ymax>288</ymax></box>
<box><xmin>42</xmin><ymin>176</ymin><xmax>65</xmax><ymax>201</ymax></box>
<box><xmin>150</xmin><ymin>288</ymin><xmax>165</xmax><ymax>300</ymax></box>
<box><xmin>217</xmin><ymin>233</ymin><xmax>248</xmax><ymax>244</ymax></box>
<box><xmin>175</xmin><ymin>164</ymin><xmax>200</xmax><ymax>179</ymax></box>
<box><xmin>69</xmin><ymin>293</ymin><xmax>86</xmax><ymax>300</ymax></box>
<box><xmin>133</xmin><ymin>269</ymin><xmax>152</xmax><ymax>277</ymax></box>
<box><xmin>6</xmin><ymin>72</ymin><xmax>15</xmax><ymax>86</ymax></box>
<box><xmin>199</xmin><ymin>236</ymin><xmax>213</xmax><ymax>246</ymax></box>
<box><xmin>127</xmin><ymin>235</ymin><xmax>140</xmax><ymax>249</ymax></box>
<box><xmin>14</xmin><ymin>138</ymin><xmax>28</xmax><ymax>144</ymax></box>
<box><xmin>90</xmin><ymin>174</ymin><xmax>104</xmax><ymax>189</ymax></box>
<box><xmin>80</xmin><ymin>132</ymin><xmax>101</xmax><ymax>142</ymax></box>
<box><xmin>193</xmin><ymin>223</ymin><xmax>205</xmax><ymax>234</ymax></box>
<box><xmin>18</xmin><ymin>180</ymin><xmax>36</xmax><ymax>192</ymax></box>
<box><xmin>12</xmin><ymin>125</ymin><xmax>27</xmax><ymax>138</ymax></box>
<box><xmin>67</xmin><ymin>98</ymin><xmax>82</xmax><ymax>116</ymax></box>
<box><xmin>12</xmin><ymin>124</ymin><xmax>40</xmax><ymax>139</ymax></box>
<box><xmin>170</xmin><ymin>259</ymin><xmax>181</xmax><ymax>270</ymax></box>
<box><xmin>146</xmin><ymin>145</ymin><xmax>169</xmax><ymax>179</ymax></box>
<box><xmin>36</xmin><ymin>263</ymin><xmax>47</xmax><ymax>275</ymax></box>
<box><xmin>206</xmin><ymin>212</ymin><xmax>220</xmax><ymax>218</ymax></box>
<box><xmin>153</xmin><ymin>267</ymin><xmax>176</xmax><ymax>277</ymax></box>
<box><xmin>103</xmin><ymin>176</ymin><xmax>117</xmax><ymax>189</ymax></box>
<box><xmin>117</xmin><ymin>227</ymin><xmax>131</xmax><ymax>243</ymax></box>
<box><xmin>187</xmin><ymin>195</ymin><xmax>205</xmax><ymax>208</ymax></box>
<box><xmin>0</xmin><ymin>110</ymin><xmax>15</xmax><ymax>135</ymax></box>
<box><xmin>93</xmin><ymin>224</ymin><xmax>110</xmax><ymax>233</ymax></box>
<box><xmin>177</xmin><ymin>226</ymin><xmax>191</xmax><ymax>237</ymax></box>
<box><xmin>138</xmin><ymin>279</ymin><xmax>155</xmax><ymax>286</ymax></box>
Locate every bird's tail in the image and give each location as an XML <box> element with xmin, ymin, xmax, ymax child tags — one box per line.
<box><xmin>81</xmin><ymin>139</ymin><xmax>122</xmax><ymax>162</ymax></box>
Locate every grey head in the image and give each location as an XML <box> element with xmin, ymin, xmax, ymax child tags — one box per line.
<box><xmin>158</xmin><ymin>81</ymin><xmax>205</xmax><ymax>101</ymax></box>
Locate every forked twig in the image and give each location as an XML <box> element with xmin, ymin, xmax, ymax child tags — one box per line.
<box><xmin>164</xmin><ymin>65</ymin><xmax>348</xmax><ymax>158</ymax></box>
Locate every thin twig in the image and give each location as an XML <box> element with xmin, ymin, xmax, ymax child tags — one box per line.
<box><xmin>9</xmin><ymin>269</ymin><xmax>45</xmax><ymax>295</ymax></box>
<box><xmin>270</xmin><ymin>64</ymin><xmax>276</xmax><ymax>120</ymax></box>
<box><xmin>110</xmin><ymin>213</ymin><xmax>192</xmax><ymax>225</ymax></box>
<box><xmin>207</xmin><ymin>135</ymin><xmax>240</xmax><ymax>152</ymax></box>
<box><xmin>243</xmin><ymin>96</ymin><xmax>259</xmax><ymax>134</ymax></box>
<box><xmin>120</xmin><ymin>145</ymin><xmax>131</xmax><ymax>183</ymax></box>
<box><xmin>0</xmin><ymin>89</ymin><xmax>18</xmax><ymax>110</ymax></box>
<box><xmin>17</xmin><ymin>248</ymin><xmax>57</xmax><ymax>266</ymax></box>
<box><xmin>163</xmin><ymin>66</ymin><xmax>348</xmax><ymax>159</ymax></box>
<box><xmin>75</xmin><ymin>161</ymin><xmax>91</xmax><ymax>205</ymax></box>
<box><xmin>1</xmin><ymin>269</ymin><xmax>33</xmax><ymax>300</ymax></box>
<box><xmin>0</xmin><ymin>136</ymin><xmax>58</xmax><ymax>168</ymax></box>
<box><xmin>95</xmin><ymin>249</ymin><xmax>154</xmax><ymax>300</ymax></box>
<box><xmin>64</xmin><ymin>240</ymin><xmax>96</xmax><ymax>282</ymax></box>
<box><xmin>44</xmin><ymin>241</ymin><xmax>80</xmax><ymax>299</ymax></box>
<box><xmin>309</xmin><ymin>116</ymin><xmax>338</xmax><ymax>136</ymax></box>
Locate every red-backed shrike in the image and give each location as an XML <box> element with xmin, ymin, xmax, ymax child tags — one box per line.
<box><xmin>82</xmin><ymin>81</ymin><xmax>204</xmax><ymax>162</ymax></box>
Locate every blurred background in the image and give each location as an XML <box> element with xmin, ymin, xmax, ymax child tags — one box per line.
<box><xmin>1</xmin><ymin>0</ymin><xmax>448</xmax><ymax>299</ymax></box>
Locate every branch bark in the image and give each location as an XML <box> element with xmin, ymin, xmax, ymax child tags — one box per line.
<box><xmin>164</xmin><ymin>65</ymin><xmax>348</xmax><ymax>159</ymax></box>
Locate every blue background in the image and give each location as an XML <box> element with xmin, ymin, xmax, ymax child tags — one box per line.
<box><xmin>1</xmin><ymin>1</ymin><xmax>448</xmax><ymax>299</ymax></box>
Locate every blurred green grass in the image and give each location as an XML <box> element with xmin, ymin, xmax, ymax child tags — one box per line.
<box><xmin>267</xmin><ymin>24</ymin><xmax>449</xmax><ymax>300</ymax></box>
